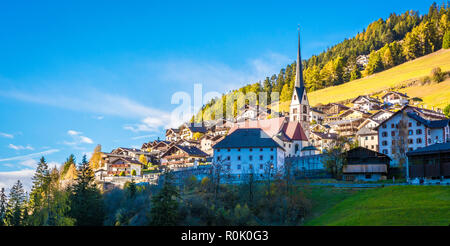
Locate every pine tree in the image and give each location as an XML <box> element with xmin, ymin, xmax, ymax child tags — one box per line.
<box><xmin>29</xmin><ymin>157</ymin><xmax>50</xmax><ymax>216</ymax></box>
<box><xmin>68</xmin><ymin>155</ymin><xmax>104</xmax><ymax>226</ymax></box>
<box><xmin>6</xmin><ymin>180</ymin><xmax>26</xmax><ymax>226</ymax></box>
<box><xmin>0</xmin><ymin>188</ymin><xmax>7</xmax><ymax>225</ymax></box>
<box><xmin>62</xmin><ymin>154</ymin><xmax>76</xmax><ymax>177</ymax></box>
<box><xmin>443</xmin><ymin>31</ymin><xmax>450</xmax><ymax>48</ymax></box>
<box><xmin>150</xmin><ymin>170</ymin><xmax>180</xmax><ymax>226</ymax></box>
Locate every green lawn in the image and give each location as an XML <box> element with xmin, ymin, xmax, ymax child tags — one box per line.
<box><xmin>305</xmin><ymin>186</ymin><xmax>450</xmax><ymax>226</ymax></box>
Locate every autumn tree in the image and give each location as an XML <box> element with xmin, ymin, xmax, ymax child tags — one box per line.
<box><xmin>89</xmin><ymin>144</ymin><xmax>102</xmax><ymax>170</ymax></box>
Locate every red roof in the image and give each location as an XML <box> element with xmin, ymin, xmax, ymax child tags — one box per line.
<box><xmin>280</xmin><ymin>121</ymin><xmax>308</xmax><ymax>141</ymax></box>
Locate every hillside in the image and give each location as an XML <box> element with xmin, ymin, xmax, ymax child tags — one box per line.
<box><xmin>308</xmin><ymin>49</ymin><xmax>450</xmax><ymax>108</ymax></box>
<box><xmin>271</xmin><ymin>49</ymin><xmax>450</xmax><ymax>112</ymax></box>
<box><xmin>305</xmin><ymin>186</ymin><xmax>450</xmax><ymax>226</ymax></box>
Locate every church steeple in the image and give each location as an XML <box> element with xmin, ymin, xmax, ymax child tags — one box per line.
<box><xmin>295</xmin><ymin>26</ymin><xmax>304</xmax><ymax>88</ymax></box>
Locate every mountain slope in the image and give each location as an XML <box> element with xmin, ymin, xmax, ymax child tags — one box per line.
<box><xmin>307</xmin><ymin>49</ymin><xmax>450</xmax><ymax>108</ymax></box>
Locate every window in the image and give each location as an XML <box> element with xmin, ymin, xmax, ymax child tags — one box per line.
<box><xmin>270</xmin><ymin>148</ymin><xmax>273</xmax><ymax>151</ymax></box>
<box><xmin>260</xmin><ymin>164</ymin><xmax>263</xmax><ymax>169</ymax></box>
<box><xmin>238</xmin><ymin>148</ymin><xmax>241</xmax><ymax>152</ymax></box>
<box><xmin>237</xmin><ymin>165</ymin><xmax>241</xmax><ymax>170</ymax></box>
<box><xmin>391</xmin><ymin>124</ymin><xmax>395</xmax><ymax>128</ymax></box>
<box><xmin>249</xmin><ymin>164</ymin><xmax>253</xmax><ymax>169</ymax></box>
<box><xmin>217</xmin><ymin>156</ymin><xmax>221</xmax><ymax>161</ymax></box>
<box><xmin>303</xmin><ymin>116</ymin><xmax>307</xmax><ymax>121</ymax></box>
<box><xmin>416</xmin><ymin>129</ymin><xmax>422</xmax><ymax>135</ymax></box>
<box><xmin>259</xmin><ymin>148</ymin><xmax>263</xmax><ymax>151</ymax></box>
<box><xmin>303</xmin><ymin>105</ymin><xmax>307</xmax><ymax>113</ymax></box>
<box><xmin>408</xmin><ymin>122</ymin><xmax>412</xmax><ymax>127</ymax></box>
<box><xmin>382</xmin><ymin>132</ymin><xmax>388</xmax><ymax>137</ymax></box>
<box><xmin>227</xmin><ymin>156</ymin><xmax>230</xmax><ymax>161</ymax></box>
<box><xmin>428</xmin><ymin>138</ymin><xmax>431</xmax><ymax>144</ymax></box>
<box><xmin>249</xmin><ymin>155</ymin><xmax>253</xmax><ymax>160</ymax></box>
<box><xmin>270</xmin><ymin>155</ymin><xmax>274</xmax><ymax>160</ymax></box>
<box><xmin>365</xmin><ymin>136</ymin><xmax>368</xmax><ymax>140</ymax></box>
<box><xmin>408</xmin><ymin>139</ymin><xmax>413</xmax><ymax>144</ymax></box>
<box><xmin>408</xmin><ymin>130</ymin><xmax>413</xmax><ymax>135</ymax></box>
<box><xmin>428</xmin><ymin>129</ymin><xmax>431</xmax><ymax>135</ymax></box>
<box><xmin>293</xmin><ymin>108</ymin><xmax>297</xmax><ymax>114</ymax></box>
<box><xmin>237</xmin><ymin>156</ymin><xmax>241</xmax><ymax>161</ymax></box>
<box><xmin>293</xmin><ymin>116</ymin><xmax>297</xmax><ymax>121</ymax></box>
<box><xmin>227</xmin><ymin>148</ymin><xmax>230</xmax><ymax>152</ymax></box>
<box><xmin>391</xmin><ymin>131</ymin><xmax>395</xmax><ymax>136</ymax></box>
<box><xmin>392</xmin><ymin>140</ymin><xmax>396</xmax><ymax>145</ymax></box>
<box><xmin>408</xmin><ymin>148</ymin><xmax>413</xmax><ymax>151</ymax></box>
<box><xmin>416</xmin><ymin>138</ymin><xmax>422</xmax><ymax>144</ymax></box>
<box><xmin>382</xmin><ymin>149</ymin><xmax>388</xmax><ymax>154</ymax></box>
<box><xmin>371</xmin><ymin>136</ymin><xmax>374</xmax><ymax>140</ymax></box>
<box><xmin>295</xmin><ymin>144</ymin><xmax>299</xmax><ymax>153</ymax></box>
<box><xmin>382</xmin><ymin>124</ymin><xmax>387</xmax><ymax>128</ymax></box>
<box><xmin>371</xmin><ymin>145</ymin><xmax>374</xmax><ymax>149</ymax></box>
<box><xmin>382</xmin><ymin>141</ymin><xmax>388</xmax><ymax>146</ymax></box>
<box><xmin>417</xmin><ymin>122</ymin><xmax>421</xmax><ymax>126</ymax></box>
<box><xmin>294</xmin><ymin>95</ymin><xmax>296</xmax><ymax>100</ymax></box>
<box><xmin>259</xmin><ymin>155</ymin><xmax>263</xmax><ymax>160</ymax></box>
<box><xmin>365</xmin><ymin>174</ymin><xmax>371</xmax><ymax>179</ymax></box>
<box><xmin>249</xmin><ymin>148</ymin><xmax>253</xmax><ymax>152</ymax></box>
<box><xmin>217</xmin><ymin>149</ymin><xmax>220</xmax><ymax>152</ymax></box>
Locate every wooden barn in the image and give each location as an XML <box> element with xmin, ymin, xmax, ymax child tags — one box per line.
<box><xmin>343</xmin><ymin>147</ymin><xmax>391</xmax><ymax>181</ymax></box>
<box><xmin>406</xmin><ymin>142</ymin><xmax>450</xmax><ymax>180</ymax></box>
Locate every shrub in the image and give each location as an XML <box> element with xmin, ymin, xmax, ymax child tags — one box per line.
<box><xmin>120</xmin><ymin>171</ymin><xmax>125</xmax><ymax>176</ymax></box>
<box><xmin>430</xmin><ymin>67</ymin><xmax>444</xmax><ymax>83</ymax></box>
<box><xmin>444</xmin><ymin>104</ymin><xmax>450</xmax><ymax>118</ymax></box>
<box><xmin>131</xmin><ymin>169</ymin><xmax>137</xmax><ymax>176</ymax></box>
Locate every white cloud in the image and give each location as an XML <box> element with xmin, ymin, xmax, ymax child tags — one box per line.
<box><xmin>0</xmin><ymin>149</ymin><xmax>59</xmax><ymax>162</ymax></box>
<box><xmin>8</xmin><ymin>143</ymin><xmax>34</xmax><ymax>151</ymax></box>
<box><xmin>67</xmin><ymin>130</ymin><xmax>81</xmax><ymax>136</ymax></box>
<box><xmin>64</xmin><ymin>130</ymin><xmax>94</xmax><ymax>146</ymax></box>
<box><xmin>0</xmin><ymin>169</ymin><xmax>35</xmax><ymax>192</ymax></box>
<box><xmin>19</xmin><ymin>159</ymin><xmax>37</xmax><ymax>168</ymax></box>
<box><xmin>0</xmin><ymin>132</ymin><xmax>14</xmax><ymax>139</ymax></box>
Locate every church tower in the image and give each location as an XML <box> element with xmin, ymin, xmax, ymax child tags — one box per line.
<box><xmin>289</xmin><ymin>27</ymin><xmax>310</xmax><ymax>136</ymax></box>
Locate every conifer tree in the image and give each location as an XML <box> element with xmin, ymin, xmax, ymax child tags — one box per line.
<box><xmin>6</xmin><ymin>180</ymin><xmax>26</xmax><ymax>226</ymax></box>
<box><xmin>29</xmin><ymin>157</ymin><xmax>50</xmax><ymax>217</ymax></box>
<box><xmin>0</xmin><ymin>188</ymin><xmax>7</xmax><ymax>225</ymax></box>
<box><xmin>150</xmin><ymin>170</ymin><xmax>180</xmax><ymax>226</ymax></box>
<box><xmin>68</xmin><ymin>155</ymin><xmax>104</xmax><ymax>226</ymax></box>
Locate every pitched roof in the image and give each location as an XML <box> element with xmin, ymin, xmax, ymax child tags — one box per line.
<box><xmin>228</xmin><ymin>117</ymin><xmax>286</xmax><ymax>137</ymax></box>
<box><xmin>407</xmin><ymin>142</ymin><xmax>450</xmax><ymax>156</ymax></box>
<box><xmin>382</xmin><ymin>91</ymin><xmax>409</xmax><ymax>99</ymax></box>
<box><xmin>213</xmin><ymin>128</ymin><xmax>282</xmax><ymax>149</ymax></box>
<box><xmin>293</xmin><ymin>86</ymin><xmax>306</xmax><ymax>103</ymax></box>
<box><xmin>278</xmin><ymin>121</ymin><xmax>308</xmax><ymax>141</ymax></box>
<box><xmin>406</xmin><ymin>112</ymin><xmax>449</xmax><ymax>128</ymax></box>
<box><xmin>161</xmin><ymin>145</ymin><xmax>208</xmax><ymax>158</ymax></box>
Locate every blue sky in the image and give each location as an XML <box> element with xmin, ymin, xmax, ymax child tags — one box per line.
<box><xmin>0</xmin><ymin>0</ymin><xmax>436</xmax><ymax>190</ymax></box>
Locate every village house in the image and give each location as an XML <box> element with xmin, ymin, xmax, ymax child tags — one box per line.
<box><xmin>382</xmin><ymin>91</ymin><xmax>409</xmax><ymax>105</ymax></box>
<box><xmin>105</xmin><ymin>156</ymin><xmax>144</xmax><ymax>177</ymax></box>
<box><xmin>316</xmin><ymin>103</ymin><xmax>349</xmax><ymax>116</ymax></box>
<box><xmin>213</xmin><ymin>128</ymin><xmax>285</xmax><ymax>179</ymax></box>
<box><xmin>370</xmin><ymin>109</ymin><xmax>394</xmax><ymax>122</ymax></box>
<box><xmin>309</xmin><ymin>131</ymin><xmax>339</xmax><ymax>152</ymax></box>
<box><xmin>160</xmin><ymin>145</ymin><xmax>208</xmax><ymax>170</ymax></box>
<box><xmin>406</xmin><ymin>142</ymin><xmax>450</xmax><ymax>182</ymax></box>
<box><xmin>342</xmin><ymin>147</ymin><xmax>391</xmax><ymax>182</ymax></box>
<box><xmin>357</xmin><ymin>118</ymin><xmax>380</xmax><ymax>151</ymax></box>
<box><xmin>351</xmin><ymin>95</ymin><xmax>382</xmax><ymax>112</ymax></box>
<box><xmin>200</xmin><ymin>134</ymin><xmax>223</xmax><ymax>156</ymax></box>
<box><xmin>309</xmin><ymin>107</ymin><xmax>326</xmax><ymax>124</ymax></box>
<box><xmin>179</xmin><ymin>122</ymin><xmax>207</xmax><ymax>140</ymax></box>
<box><xmin>165</xmin><ymin>128</ymin><xmax>180</xmax><ymax>141</ymax></box>
<box><xmin>375</xmin><ymin>106</ymin><xmax>450</xmax><ymax>166</ymax></box>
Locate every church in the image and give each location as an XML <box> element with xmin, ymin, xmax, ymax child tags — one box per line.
<box><xmin>289</xmin><ymin>28</ymin><xmax>310</xmax><ymax>137</ymax></box>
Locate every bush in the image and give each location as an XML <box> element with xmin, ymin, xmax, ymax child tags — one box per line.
<box><xmin>120</xmin><ymin>171</ymin><xmax>125</xmax><ymax>176</ymax></box>
<box><xmin>430</xmin><ymin>67</ymin><xmax>444</xmax><ymax>83</ymax></box>
<box><xmin>131</xmin><ymin>169</ymin><xmax>137</xmax><ymax>176</ymax></box>
<box><xmin>444</xmin><ymin>104</ymin><xmax>450</xmax><ymax>118</ymax></box>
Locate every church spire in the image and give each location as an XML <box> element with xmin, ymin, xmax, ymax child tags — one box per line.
<box><xmin>295</xmin><ymin>26</ymin><xmax>304</xmax><ymax>88</ymax></box>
